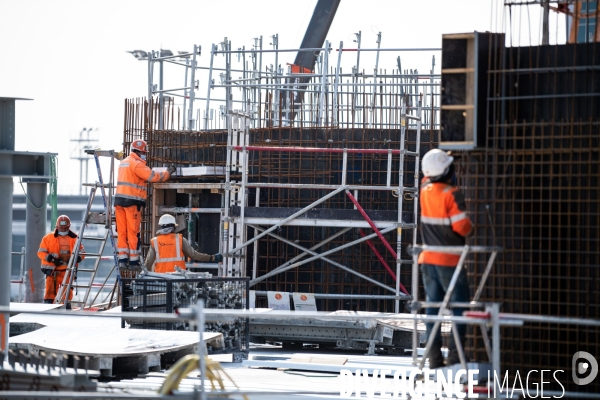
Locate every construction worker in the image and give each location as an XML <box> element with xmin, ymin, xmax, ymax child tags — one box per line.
<box><xmin>38</xmin><ymin>215</ymin><xmax>85</xmax><ymax>309</ymax></box>
<box><xmin>114</xmin><ymin>139</ymin><xmax>176</xmax><ymax>271</ymax></box>
<box><xmin>144</xmin><ymin>214</ymin><xmax>223</xmax><ymax>273</ymax></box>
<box><xmin>418</xmin><ymin>149</ymin><xmax>473</xmax><ymax>368</ymax></box>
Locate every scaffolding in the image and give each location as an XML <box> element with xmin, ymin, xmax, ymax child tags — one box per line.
<box><xmin>125</xmin><ymin>38</ymin><xmax>441</xmax><ymax>313</ymax></box>
<box><xmin>143</xmin><ymin>37</ymin><xmax>441</xmax><ymax>131</ymax></box>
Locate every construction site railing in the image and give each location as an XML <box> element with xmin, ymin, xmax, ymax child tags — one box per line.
<box><xmin>4</xmin><ymin>304</ymin><xmax>600</xmax><ymax>399</ymax></box>
<box><xmin>410</xmin><ymin>244</ymin><xmax>502</xmax><ymax>377</ymax></box>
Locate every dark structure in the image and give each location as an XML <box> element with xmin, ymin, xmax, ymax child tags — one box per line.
<box><xmin>449</xmin><ymin>38</ymin><xmax>600</xmax><ymax>393</ymax></box>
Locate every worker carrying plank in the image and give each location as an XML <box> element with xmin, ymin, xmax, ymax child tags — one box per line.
<box><xmin>145</xmin><ymin>214</ymin><xmax>223</xmax><ymax>273</ymax></box>
<box><xmin>114</xmin><ymin>139</ymin><xmax>175</xmax><ymax>271</ymax></box>
<box><xmin>37</xmin><ymin>215</ymin><xmax>85</xmax><ymax>308</ymax></box>
<box><xmin>418</xmin><ymin>149</ymin><xmax>473</xmax><ymax>368</ymax></box>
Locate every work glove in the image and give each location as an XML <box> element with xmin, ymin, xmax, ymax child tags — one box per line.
<box><xmin>42</xmin><ymin>268</ymin><xmax>53</xmax><ymax>277</ymax></box>
<box><xmin>212</xmin><ymin>253</ymin><xmax>223</xmax><ymax>263</ymax></box>
<box><xmin>76</xmin><ymin>255</ymin><xmax>83</xmax><ymax>263</ymax></box>
<box><xmin>167</xmin><ymin>164</ymin><xmax>177</xmax><ymax>176</ymax></box>
<box><xmin>45</xmin><ymin>254</ymin><xmax>62</xmax><ymax>267</ymax></box>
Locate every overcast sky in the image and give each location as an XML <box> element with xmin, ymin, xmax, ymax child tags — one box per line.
<box><xmin>1</xmin><ymin>0</ymin><xmax>560</xmax><ymax>194</ymax></box>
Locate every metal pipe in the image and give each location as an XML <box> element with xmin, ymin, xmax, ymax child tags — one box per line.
<box><xmin>213</xmin><ymin>46</ymin><xmax>441</xmax><ymax>54</ymax></box>
<box><xmin>24</xmin><ymin>182</ymin><xmax>47</xmax><ymax>303</ymax></box>
<box><xmin>256</xmin><ymin>227</ymin><xmax>352</xmax><ymax>281</ymax></box>
<box><xmin>233</xmin><ymin>145</ymin><xmax>404</xmax><ymax>154</ymax></box>
<box><xmin>253</xmin><ymin>291</ymin><xmax>406</xmax><ymax>300</ymax></box>
<box><xmin>249</xmin><ymin>225</ymin><xmax>398</xmax><ymax>294</ymax></box>
<box><xmin>226</xmin><ymin>185</ymin><xmax>347</xmax><ymax>256</ymax></box>
<box><xmin>333</xmin><ymin>41</ymin><xmax>343</xmax><ymax>125</ymax></box>
<box><xmin>0</xmin><ymin>177</ymin><xmax>12</xmax><ymax>360</ymax></box>
<box><xmin>346</xmin><ymin>190</ymin><xmax>398</xmax><ymax>259</ymax></box>
<box><xmin>158</xmin><ymin>207</ymin><xmax>221</xmax><ymax>214</ymax></box>
<box><xmin>17</xmin><ymin>247</ymin><xmax>25</xmax><ymax>303</ymax></box>
<box><xmin>204</xmin><ymin>44</ymin><xmax>216</xmax><ymax>130</ymax></box>
<box><xmin>358</xmin><ymin>229</ymin><xmax>408</xmax><ymax>294</ymax></box>
<box><xmin>187</xmin><ymin>44</ymin><xmax>198</xmax><ymax>130</ymax></box>
<box><xmin>252</xmin><ymin>225</ymin><xmax>397</xmax><ymax>285</ymax></box>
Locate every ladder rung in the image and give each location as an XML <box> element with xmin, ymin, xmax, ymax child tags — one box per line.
<box><xmin>83</xmin><ymin>237</ymin><xmax>106</xmax><ymax>241</ymax></box>
<box><xmin>68</xmin><ymin>300</ymin><xmax>85</xmax><ymax>303</ymax></box>
<box><xmin>77</xmin><ymin>269</ymin><xmax>96</xmax><ymax>273</ymax></box>
<box><xmin>80</xmin><ymin>253</ymin><xmax>102</xmax><ymax>257</ymax></box>
<box><xmin>71</xmin><ymin>285</ymin><xmax>91</xmax><ymax>289</ymax></box>
<box><xmin>402</xmin><ymin>150</ymin><xmax>419</xmax><ymax>157</ymax></box>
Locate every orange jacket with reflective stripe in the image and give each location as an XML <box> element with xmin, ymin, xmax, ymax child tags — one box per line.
<box><xmin>151</xmin><ymin>233</ymin><xmax>186</xmax><ymax>273</ymax></box>
<box><xmin>418</xmin><ymin>178</ymin><xmax>473</xmax><ymax>266</ymax></box>
<box><xmin>114</xmin><ymin>152</ymin><xmax>170</xmax><ymax>208</ymax></box>
<box><xmin>38</xmin><ymin>230</ymin><xmax>85</xmax><ymax>271</ymax></box>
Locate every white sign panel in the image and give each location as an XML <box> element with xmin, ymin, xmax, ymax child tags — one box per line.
<box><xmin>267</xmin><ymin>291</ymin><xmax>290</xmax><ymax>310</ymax></box>
<box><xmin>292</xmin><ymin>292</ymin><xmax>317</xmax><ymax>311</ymax></box>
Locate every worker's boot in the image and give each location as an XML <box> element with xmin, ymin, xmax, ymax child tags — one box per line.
<box><xmin>428</xmin><ymin>341</ymin><xmax>444</xmax><ymax>369</ymax></box>
<box><xmin>447</xmin><ymin>337</ymin><xmax>466</xmax><ymax>366</ymax></box>
<box><xmin>118</xmin><ymin>258</ymin><xmax>129</xmax><ymax>271</ymax></box>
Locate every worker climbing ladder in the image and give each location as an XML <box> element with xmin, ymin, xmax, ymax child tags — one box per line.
<box><xmin>54</xmin><ymin>150</ymin><xmax>123</xmax><ymax>310</ymax></box>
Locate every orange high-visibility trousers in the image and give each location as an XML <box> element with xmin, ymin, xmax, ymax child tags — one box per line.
<box><xmin>115</xmin><ymin>205</ymin><xmax>141</xmax><ymax>263</ymax></box>
<box><xmin>44</xmin><ymin>269</ymin><xmax>73</xmax><ymax>301</ymax></box>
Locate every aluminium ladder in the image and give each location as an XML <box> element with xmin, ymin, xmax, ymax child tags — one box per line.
<box><xmin>54</xmin><ymin>150</ymin><xmax>123</xmax><ymax>310</ymax></box>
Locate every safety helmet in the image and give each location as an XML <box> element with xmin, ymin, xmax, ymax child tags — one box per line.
<box><xmin>158</xmin><ymin>214</ymin><xmax>178</xmax><ymax>227</ymax></box>
<box><xmin>421</xmin><ymin>149</ymin><xmax>454</xmax><ymax>178</ymax></box>
<box><xmin>56</xmin><ymin>215</ymin><xmax>71</xmax><ymax>229</ymax></box>
<box><xmin>130</xmin><ymin>139</ymin><xmax>148</xmax><ymax>153</ymax></box>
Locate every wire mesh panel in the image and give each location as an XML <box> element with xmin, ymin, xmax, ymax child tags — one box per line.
<box><xmin>121</xmin><ymin>277</ymin><xmax>250</xmax><ymax>359</ymax></box>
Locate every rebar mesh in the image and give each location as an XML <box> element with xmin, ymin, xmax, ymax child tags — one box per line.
<box><xmin>458</xmin><ymin>40</ymin><xmax>600</xmax><ymax>392</ymax></box>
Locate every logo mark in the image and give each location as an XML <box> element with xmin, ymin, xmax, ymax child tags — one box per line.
<box><xmin>572</xmin><ymin>351</ymin><xmax>598</xmax><ymax>385</ymax></box>
<box><xmin>274</xmin><ymin>293</ymin><xmax>282</xmax><ymax>300</ymax></box>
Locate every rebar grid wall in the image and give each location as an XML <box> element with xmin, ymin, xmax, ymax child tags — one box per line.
<box><xmin>457</xmin><ymin>39</ymin><xmax>600</xmax><ymax>392</ymax></box>
<box><xmin>124</xmin><ymin>92</ymin><xmax>436</xmax><ymax>313</ymax></box>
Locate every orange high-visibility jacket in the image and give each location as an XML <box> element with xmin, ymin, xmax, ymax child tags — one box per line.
<box><xmin>151</xmin><ymin>233</ymin><xmax>186</xmax><ymax>273</ymax></box>
<box><xmin>114</xmin><ymin>152</ymin><xmax>170</xmax><ymax>208</ymax></box>
<box><xmin>418</xmin><ymin>178</ymin><xmax>473</xmax><ymax>266</ymax></box>
<box><xmin>38</xmin><ymin>230</ymin><xmax>85</xmax><ymax>271</ymax></box>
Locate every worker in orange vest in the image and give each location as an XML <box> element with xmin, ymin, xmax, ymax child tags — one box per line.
<box><xmin>144</xmin><ymin>214</ymin><xmax>223</xmax><ymax>273</ymax></box>
<box><xmin>37</xmin><ymin>215</ymin><xmax>85</xmax><ymax>309</ymax></box>
<box><xmin>114</xmin><ymin>139</ymin><xmax>175</xmax><ymax>271</ymax></box>
<box><xmin>418</xmin><ymin>149</ymin><xmax>473</xmax><ymax>368</ymax></box>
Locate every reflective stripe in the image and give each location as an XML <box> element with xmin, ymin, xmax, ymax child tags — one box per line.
<box><xmin>154</xmin><ymin>235</ymin><xmax>185</xmax><ymax>263</ymax></box>
<box><xmin>443</xmin><ymin>185</ymin><xmax>453</xmax><ymax>193</ymax></box>
<box><xmin>59</xmin><ymin>250</ymin><xmax>70</xmax><ymax>254</ymax></box>
<box><xmin>129</xmin><ymin>249</ymin><xmax>140</xmax><ymax>255</ymax></box>
<box><xmin>130</xmin><ymin>255</ymin><xmax>140</xmax><ymax>261</ymax></box>
<box><xmin>38</xmin><ymin>248</ymin><xmax>48</xmax><ymax>252</ymax></box>
<box><xmin>117</xmin><ymin>247</ymin><xmax>129</xmax><ymax>252</ymax></box>
<box><xmin>449</xmin><ymin>212</ymin><xmax>468</xmax><ymax>224</ymax></box>
<box><xmin>148</xmin><ymin>171</ymin><xmax>156</xmax><ymax>181</ymax></box>
<box><xmin>421</xmin><ymin>216</ymin><xmax>451</xmax><ymax>226</ymax></box>
<box><xmin>160</xmin><ymin>172</ymin><xmax>167</xmax><ymax>182</ymax></box>
<box><xmin>156</xmin><ymin>257</ymin><xmax>186</xmax><ymax>262</ymax></box>
<box><xmin>117</xmin><ymin>181</ymin><xmax>147</xmax><ymax>190</ymax></box>
<box><xmin>120</xmin><ymin>163</ymin><xmax>130</xmax><ymax>167</ymax></box>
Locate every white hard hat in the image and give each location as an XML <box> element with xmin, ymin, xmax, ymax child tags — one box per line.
<box><xmin>158</xmin><ymin>214</ymin><xmax>178</xmax><ymax>226</ymax></box>
<box><xmin>421</xmin><ymin>149</ymin><xmax>454</xmax><ymax>178</ymax></box>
